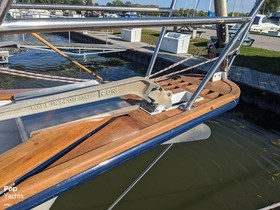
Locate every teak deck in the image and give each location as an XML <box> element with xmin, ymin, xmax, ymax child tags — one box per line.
<box><xmin>0</xmin><ymin>74</ymin><xmax>240</xmax><ymax>208</ymax></box>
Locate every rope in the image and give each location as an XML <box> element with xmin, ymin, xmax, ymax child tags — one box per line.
<box><xmin>108</xmin><ymin>144</ymin><xmax>173</xmax><ymax>210</ymax></box>
<box><xmin>148</xmin><ymin>47</ymin><xmax>208</xmax><ymax>79</ymax></box>
<box><xmin>152</xmin><ymin>47</ymin><xmax>238</xmax><ymax>82</ymax></box>
<box><xmin>0</xmin><ymin>67</ymin><xmax>92</xmax><ymax>84</ymax></box>
<box><xmin>148</xmin><ymin>55</ymin><xmax>193</xmax><ymax>78</ymax></box>
<box><xmin>155</xmin><ymin>56</ymin><xmax>218</xmax><ymax>81</ymax></box>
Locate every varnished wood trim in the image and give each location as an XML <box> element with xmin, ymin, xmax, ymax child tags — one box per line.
<box><xmin>0</xmin><ymin>116</ymin><xmax>111</xmax><ymax>192</ymax></box>
<box><xmin>0</xmin><ymin>89</ymin><xmax>34</xmax><ymax>100</ymax></box>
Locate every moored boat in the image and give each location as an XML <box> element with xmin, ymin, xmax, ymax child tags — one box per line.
<box><xmin>0</xmin><ymin>74</ymin><xmax>240</xmax><ymax>209</ymax></box>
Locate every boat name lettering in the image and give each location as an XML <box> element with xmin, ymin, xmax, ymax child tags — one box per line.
<box><xmin>30</xmin><ymin>94</ymin><xmax>91</xmax><ymax>110</ymax></box>
<box><xmin>99</xmin><ymin>88</ymin><xmax>118</xmax><ymax>97</ymax></box>
<box><xmin>3</xmin><ymin>186</ymin><xmax>24</xmax><ymax>200</ymax></box>
<box><xmin>4</xmin><ymin>186</ymin><xmax>17</xmax><ymax>193</ymax></box>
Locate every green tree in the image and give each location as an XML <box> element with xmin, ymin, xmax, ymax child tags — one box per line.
<box><xmin>15</xmin><ymin>0</ymin><xmax>88</xmax><ymax>4</ymax></box>
<box><xmin>259</xmin><ymin>0</ymin><xmax>280</xmax><ymax>14</ymax></box>
<box><xmin>124</xmin><ymin>1</ymin><xmax>132</xmax><ymax>6</ymax></box>
<box><xmin>85</xmin><ymin>0</ymin><xmax>93</xmax><ymax>5</ymax></box>
<box><xmin>111</xmin><ymin>0</ymin><xmax>124</xmax><ymax>6</ymax></box>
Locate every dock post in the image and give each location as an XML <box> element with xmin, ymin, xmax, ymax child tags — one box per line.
<box><xmin>68</xmin><ymin>31</ymin><xmax>71</xmax><ymax>43</ymax></box>
<box><xmin>106</xmin><ymin>30</ymin><xmax>108</xmax><ymax>45</ymax></box>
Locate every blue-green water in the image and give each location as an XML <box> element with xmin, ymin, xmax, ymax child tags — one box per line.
<box><xmin>0</xmin><ymin>34</ymin><xmax>145</xmax><ymax>88</ymax></box>
<box><xmin>0</xmin><ymin>34</ymin><xmax>279</xmax><ymax>210</ymax></box>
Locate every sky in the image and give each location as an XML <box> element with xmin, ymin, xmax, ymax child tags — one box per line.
<box><xmin>95</xmin><ymin>0</ymin><xmax>257</xmax><ymax>13</ymax></box>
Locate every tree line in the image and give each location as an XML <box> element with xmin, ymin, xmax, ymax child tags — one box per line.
<box><xmin>259</xmin><ymin>0</ymin><xmax>280</xmax><ymax>14</ymax></box>
<box><xmin>14</xmin><ymin>0</ymin><xmax>280</xmax><ymax>15</ymax></box>
<box><xmin>106</xmin><ymin>0</ymin><xmax>279</xmax><ymax>16</ymax></box>
<box><xmin>15</xmin><ymin>0</ymin><xmax>93</xmax><ymax>5</ymax></box>
<box><xmin>104</xmin><ymin>0</ymin><xmax>248</xmax><ymax>17</ymax></box>
<box><xmin>105</xmin><ymin>0</ymin><xmax>157</xmax><ymax>8</ymax></box>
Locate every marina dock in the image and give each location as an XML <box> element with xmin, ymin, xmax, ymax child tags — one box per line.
<box><xmin>0</xmin><ymin>40</ymin><xmax>126</xmax><ymax>55</ymax></box>
<box><xmin>66</xmin><ymin>31</ymin><xmax>280</xmax><ymax>115</ymax></box>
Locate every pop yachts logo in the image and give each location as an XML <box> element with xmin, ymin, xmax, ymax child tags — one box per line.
<box><xmin>3</xmin><ymin>186</ymin><xmax>24</xmax><ymax>199</ymax></box>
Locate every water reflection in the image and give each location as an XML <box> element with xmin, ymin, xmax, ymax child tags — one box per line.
<box><xmin>0</xmin><ymin>34</ymin><xmax>145</xmax><ymax>88</ymax></box>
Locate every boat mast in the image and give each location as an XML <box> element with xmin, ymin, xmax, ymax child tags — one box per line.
<box><xmin>232</xmin><ymin>0</ymin><xmax>237</xmax><ymax>16</ymax></box>
<box><xmin>214</xmin><ymin>0</ymin><xmax>229</xmax><ymax>48</ymax></box>
<box><xmin>208</xmin><ymin>0</ymin><xmax>212</xmax><ymax>12</ymax></box>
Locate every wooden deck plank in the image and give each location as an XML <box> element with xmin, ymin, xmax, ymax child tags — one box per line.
<box><xmin>180</xmin><ymin>75</ymin><xmax>231</xmax><ymax>95</ymax></box>
<box><xmin>163</xmin><ymin>108</ymin><xmax>183</xmax><ymax>117</ymax></box>
<box><xmin>171</xmin><ymin>87</ymin><xmax>186</xmax><ymax>93</ymax></box>
<box><xmin>204</xmin><ymin>92</ymin><xmax>220</xmax><ymax>99</ymax></box>
<box><xmin>159</xmin><ymin>75</ymin><xmax>228</xmax><ymax>97</ymax></box>
<box><xmin>262</xmin><ymin>72</ymin><xmax>272</xmax><ymax>91</ymax></box>
<box><xmin>234</xmin><ymin>67</ymin><xmax>242</xmax><ymax>83</ymax></box>
<box><xmin>0</xmin><ymin>89</ymin><xmax>34</xmax><ymax>100</ymax></box>
<box><xmin>48</xmin><ymin>116</ymin><xmax>142</xmax><ymax>168</ymax></box>
<box><xmin>194</xmin><ymin>98</ymin><xmax>212</xmax><ymax>106</ymax></box>
<box><xmin>251</xmin><ymin>70</ymin><xmax>259</xmax><ymax>88</ymax></box>
<box><xmin>258</xmin><ymin>72</ymin><xmax>266</xmax><ymax>90</ymax></box>
<box><xmin>128</xmin><ymin>109</ymin><xmax>160</xmax><ymax>126</ymax></box>
<box><xmin>243</xmin><ymin>68</ymin><xmax>253</xmax><ymax>86</ymax></box>
<box><xmin>163</xmin><ymin>85</ymin><xmax>180</xmax><ymax>91</ymax></box>
<box><xmin>200</xmin><ymin>88</ymin><xmax>212</xmax><ymax>95</ymax></box>
<box><xmin>229</xmin><ymin>68</ymin><xmax>236</xmax><ymax>81</ymax></box>
<box><xmin>158</xmin><ymin>80</ymin><xmax>175</xmax><ymax>87</ymax></box>
<box><xmin>231</xmin><ymin>68</ymin><xmax>239</xmax><ymax>81</ymax></box>
<box><xmin>180</xmin><ymin>84</ymin><xmax>198</xmax><ymax>92</ymax></box>
<box><xmin>239</xmin><ymin>67</ymin><xmax>246</xmax><ymax>84</ymax></box>
<box><xmin>240</xmin><ymin>68</ymin><xmax>246</xmax><ymax>83</ymax></box>
<box><xmin>267</xmin><ymin>74</ymin><xmax>280</xmax><ymax>93</ymax></box>
<box><xmin>0</xmin><ymin>116</ymin><xmax>111</xmax><ymax>191</ymax></box>
<box><xmin>272</xmin><ymin>75</ymin><xmax>280</xmax><ymax>94</ymax></box>
<box><xmin>152</xmin><ymin>112</ymin><xmax>170</xmax><ymax>121</ymax></box>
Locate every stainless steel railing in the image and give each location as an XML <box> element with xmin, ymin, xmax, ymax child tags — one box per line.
<box><xmin>0</xmin><ymin>16</ymin><xmax>250</xmax><ymax>34</ymax></box>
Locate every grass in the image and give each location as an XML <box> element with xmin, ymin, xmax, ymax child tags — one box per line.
<box><xmin>235</xmin><ymin>46</ymin><xmax>280</xmax><ymax>76</ymax></box>
<box><xmin>112</xmin><ymin>29</ymin><xmax>280</xmax><ymax>76</ymax></box>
